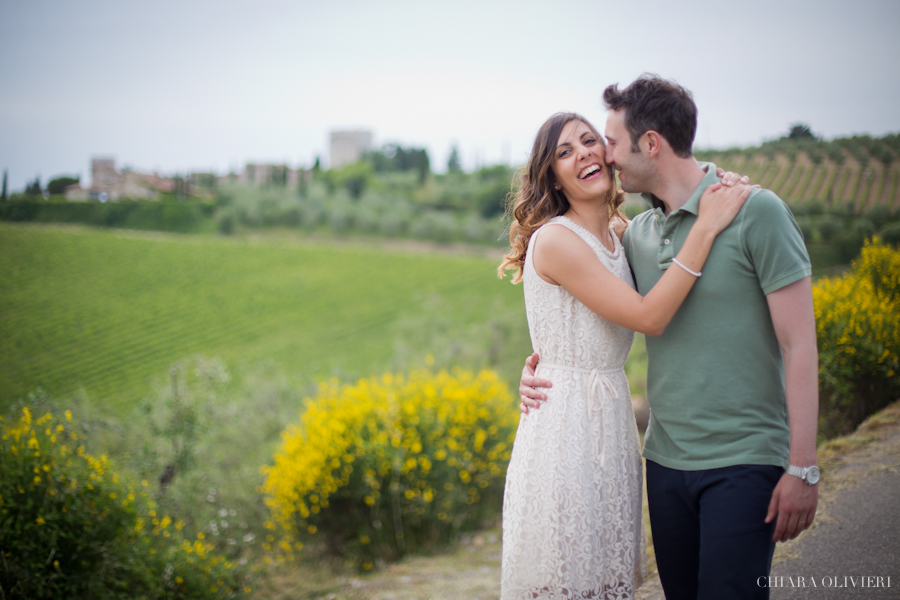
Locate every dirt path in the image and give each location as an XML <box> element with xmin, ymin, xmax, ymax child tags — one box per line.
<box><xmin>767</xmin><ymin>403</ymin><xmax>900</xmax><ymax>599</ymax></box>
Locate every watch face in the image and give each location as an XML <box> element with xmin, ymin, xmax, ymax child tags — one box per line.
<box><xmin>806</xmin><ymin>466</ymin><xmax>821</xmax><ymax>485</ymax></box>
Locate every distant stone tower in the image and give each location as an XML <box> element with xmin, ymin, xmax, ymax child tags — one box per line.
<box><xmin>329</xmin><ymin>130</ymin><xmax>373</xmax><ymax>170</ymax></box>
<box><xmin>91</xmin><ymin>157</ymin><xmax>118</xmax><ymax>191</ymax></box>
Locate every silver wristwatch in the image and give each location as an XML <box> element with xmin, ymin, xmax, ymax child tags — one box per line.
<box><xmin>786</xmin><ymin>464</ymin><xmax>821</xmax><ymax>485</ymax></box>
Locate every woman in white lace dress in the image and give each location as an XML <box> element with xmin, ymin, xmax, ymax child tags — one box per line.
<box><xmin>497</xmin><ymin>113</ymin><xmax>750</xmax><ymax>599</ymax></box>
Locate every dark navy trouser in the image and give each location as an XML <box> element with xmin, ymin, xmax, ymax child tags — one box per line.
<box><xmin>646</xmin><ymin>461</ymin><xmax>783</xmax><ymax>600</ymax></box>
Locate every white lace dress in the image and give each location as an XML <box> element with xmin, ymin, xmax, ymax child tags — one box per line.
<box><xmin>501</xmin><ymin>216</ymin><xmax>647</xmax><ymax>600</ymax></box>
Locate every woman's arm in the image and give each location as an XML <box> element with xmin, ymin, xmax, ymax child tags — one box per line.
<box><xmin>533</xmin><ymin>183</ymin><xmax>751</xmax><ymax>336</ymax></box>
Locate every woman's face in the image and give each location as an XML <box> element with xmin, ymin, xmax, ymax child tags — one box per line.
<box><xmin>551</xmin><ymin>119</ymin><xmax>610</xmax><ymax>205</ymax></box>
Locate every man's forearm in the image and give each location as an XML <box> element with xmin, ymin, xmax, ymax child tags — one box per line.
<box><xmin>784</xmin><ymin>342</ymin><xmax>819</xmax><ymax>466</ymax></box>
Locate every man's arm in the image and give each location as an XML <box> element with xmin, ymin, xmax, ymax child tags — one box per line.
<box><xmin>764</xmin><ymin>276</ymin><xmax>819</xmax><ymax>542</ymax></box>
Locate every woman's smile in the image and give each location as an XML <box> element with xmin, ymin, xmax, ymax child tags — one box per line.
<box><xmin>578</xmin><ymin>163</ymin><xmax>603</xmax><ymax>180</ymax></box>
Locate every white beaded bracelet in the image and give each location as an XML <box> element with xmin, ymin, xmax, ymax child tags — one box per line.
<box><xmin>672</xmin><ymin>258</ymin><xmax>701</xmax><ymax>277</ymax></box>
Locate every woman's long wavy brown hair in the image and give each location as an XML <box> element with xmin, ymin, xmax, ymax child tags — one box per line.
<box><xmin>498</xmin><ymin>112</ymin><xmax>626</xmax><ymax>283</ymax></box>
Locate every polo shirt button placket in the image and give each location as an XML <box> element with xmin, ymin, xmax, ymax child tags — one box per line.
<box><xmin>659</xmin><ymin>214</ymin><xmax>679</xmax><ymax>268</ymax></box>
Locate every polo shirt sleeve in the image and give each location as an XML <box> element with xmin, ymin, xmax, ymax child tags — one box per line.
<box><xmin>739</xmin><ymin>189</ymin><xmax>812</xmax><ymax>295</ymax></box>
<box><xmin>622</xmin><ymin>222</ymin><xmax>634</xmax><ymax>264</ymax></box>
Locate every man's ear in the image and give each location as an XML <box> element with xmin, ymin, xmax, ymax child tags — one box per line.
<box><xmin>643</xmin><ymin>131</ymin><xmax>662</xmax><ymax>158</ymax></box>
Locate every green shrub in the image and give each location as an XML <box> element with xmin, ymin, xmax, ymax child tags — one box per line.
<box><xmin>881</xmin><ymin>222</ymin><xmax>900</xmax><ymax>247</ymax></box>
<box><xmin>0</xmin><ymin>200</ymin><xmax>212</xmax><ymax>233</ymax></box>
<box><xmin>828</xmin><ymin>146</ymin><xmax>846</xmax><ymax>166</ymax></box>
<box><xmin>795</xmin><ymin>216</ymin><xmax>815</xmax><ymax>242</ymax></box>
<box><xmin>814</xmin><ymin>239</ymin><xmax>900</xmax><ymax>438</ymax></box>
<box><xmin>0</xmin><ymin>407</ymin><xmax>248</xmax><ymax>599</ymax></box>
<box><xmin>216</xmin><ymin>209</ymin><xmax>236</xmax><ymax>235</ymax></box>
<box><xmin>836</xmin><ymin>219</ymin><xmax>876</xmax><ymax>262</ymax></box>
<box><xmin>261</xmin><ymin>369</ymin><xmax>517</xmax><ymax>570</ymax></box>
<box><xmin>816</xmin><ymin>215</ymin><xmax>841</xmax><ymax>242</ymax></box>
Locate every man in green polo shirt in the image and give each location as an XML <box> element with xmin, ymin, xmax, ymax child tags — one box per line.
<box><xmin>519</xmin><ymin>75</ymin><xmax>819</xmax><ymax>599</ymax></box>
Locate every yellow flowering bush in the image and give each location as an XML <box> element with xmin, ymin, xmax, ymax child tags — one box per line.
<box><xmin>261</xmin><ymin>368</ymin><xmax>517</xmax><ymax>569</ymax></box>
<box><xmin>0</xmin><ymin>407</ymin><xmax>246</xmax><ymax>599</ymax></box>
<box><xmin>814</xmin><ymin>238</ymin><xmax>900</xmax><ymax>437</ymax></box>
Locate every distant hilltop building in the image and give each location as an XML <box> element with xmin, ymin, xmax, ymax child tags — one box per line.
<box><xmin>238</xmin><ymin>163</ymin><xmax>307</xmax><ymax>188</ymax></box>
<box><xmin>330</xmin><ymin>130</ymin><xmax>373</xmax><ymax>170</ymax></box>
<box><xmin>65</xmin><ymin>157</ymin><xmax>180</xmax><ymax>201</ymax></box>
<box><xmin>63</xmin><ymin>157</ymin><xmax>312</xmax><ymax>201</ymax></box>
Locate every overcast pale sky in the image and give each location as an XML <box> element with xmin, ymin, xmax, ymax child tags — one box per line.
<box><xmin>1</xmin><ymin>0</ymin><xmax>898</xmax><ymax>190</ymax></box>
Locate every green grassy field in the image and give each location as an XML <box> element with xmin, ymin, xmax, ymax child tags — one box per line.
<box><xmin>0</xmin><ymin>223</ymin><xmax>528</xmax><ymax>415</ymax></box>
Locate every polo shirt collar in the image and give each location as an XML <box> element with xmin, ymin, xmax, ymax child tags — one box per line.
<box><xmin>639</xmin><ymin>162</ymin><xmax>719</xmax><ymax>217</ymax></box>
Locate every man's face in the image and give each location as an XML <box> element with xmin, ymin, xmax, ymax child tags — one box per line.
<box><xmin>604</xmin><ymin>109</ymin><xmax>656</xmax><ymax>194</ymax></box>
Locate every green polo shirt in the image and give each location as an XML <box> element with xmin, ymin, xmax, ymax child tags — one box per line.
<box><xmin>622</xmin><ymin>163</ymin><xmax>811</xmax><ymax>471</ymax></box>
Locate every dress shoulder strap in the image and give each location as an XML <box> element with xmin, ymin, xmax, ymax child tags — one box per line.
<box><xmin>525</xmin><ymin>216</ymin><xmax>571</xmax><ymax>264</ymax></box>
<box><xmin>547</xmin><ymin>216</ymin><xmax>605</xmax><ymax>253</ymax></box>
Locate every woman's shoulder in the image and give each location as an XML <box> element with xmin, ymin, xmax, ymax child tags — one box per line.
<box><xmin>529</xmin><ymin>216</ymin><xmax>573</xmax><ymax>246</ymax></box>
<box><xmin>531</xmin><ymin>219</ymin><xmax>598</xmax><ymax>264</ymax></box>
<box><xmin>533</xmin><ymin>217</ymin><xmax>583</xmax><ymax>244</ymax></box>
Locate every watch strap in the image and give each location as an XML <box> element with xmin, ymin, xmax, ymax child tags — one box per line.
<box><xmin>787</xmin><ymin>464</ymin><xmax>819</xmax><ymax>484</ymax></box>
<box><xmin>786</xmin><ymin>465</ymin><xmax>806</xmax><ymax>479</ymax></box>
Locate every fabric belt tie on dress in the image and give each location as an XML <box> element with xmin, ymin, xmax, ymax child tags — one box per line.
<box><xmin>536</xmin><ymin>363</ymin><xmax>624</xmax><ymax>468</ymax></box>
<box><xmin>536</xmin><ymin>363</ymin><xmax>623</xmax><ymax>421</ymax></box>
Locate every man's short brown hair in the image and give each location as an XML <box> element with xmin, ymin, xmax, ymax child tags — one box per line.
<box><xmin>602</xmin><ymin>74</ymin><xmax>697</xmax><ymax>158</ymax></box>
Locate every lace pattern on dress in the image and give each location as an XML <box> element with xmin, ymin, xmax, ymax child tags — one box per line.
<box><xmin>501</xmin><ymin>216</ymin><xmax>647</xmax><ymax>599</ymax></box>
